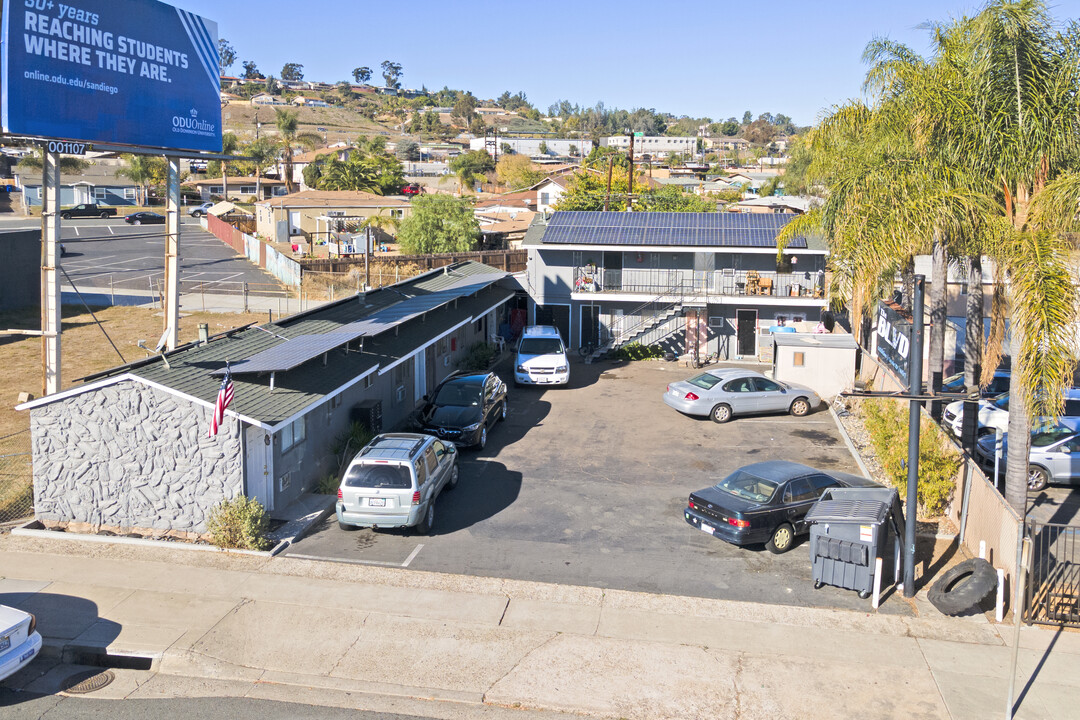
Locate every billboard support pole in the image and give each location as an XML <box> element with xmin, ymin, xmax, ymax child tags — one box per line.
<box><xmin>41</xmin><ymin>151</ymin><xmax>61</xmax><ymax>396</ymax></box>
<box><xmin>164</xmin><ymin>156</ymin><xmax>181</xmax><ymax>351</ymax></box>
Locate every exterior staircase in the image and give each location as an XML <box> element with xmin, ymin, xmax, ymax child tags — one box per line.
<box><xmin>584</xmin><ymin>292</ymin><xmax>685</xmax><ymax>363</ymax></box>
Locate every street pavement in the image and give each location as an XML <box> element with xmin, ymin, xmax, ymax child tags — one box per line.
<box><xmin>1</xmin><ymin>532</ymin><xmax>1077</xmax><ymax>719</ymax></box>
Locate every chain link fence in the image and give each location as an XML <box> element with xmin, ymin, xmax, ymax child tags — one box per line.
<box><xmin>0</xmin><ymin>429</ymin><xmax>33</xmax><ymax>525</ymax></box>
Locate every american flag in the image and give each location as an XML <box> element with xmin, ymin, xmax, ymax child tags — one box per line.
<box><xmin>208</xmin><ymin>363</ymin><xmax>234</xmax><ymax>438</ymax></box>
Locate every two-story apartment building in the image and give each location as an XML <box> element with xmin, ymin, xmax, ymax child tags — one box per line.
<box><xmin>523</xmin><ymin>211</ymin><xmax>828</xmax><ymax>360</ymax></box>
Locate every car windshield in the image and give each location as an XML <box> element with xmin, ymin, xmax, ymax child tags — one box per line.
<box><xmin>714</xmin><ymin>470</ymin><xmax>778</xmax><ymax>503</ymax></box>
<box><xmin>519</xmin><ymin>338</ymin><xmax>564</xmax><ymax>355</ymax></box>
<box><xmin>434</xmin><ymin>382</ymin><xmax>482</xmax><ymax>406</ymax></box>
<box><xmin>992</xmin><ymin>394</ymin><xmax>1010</xmax><ymax>411</ymax></box>
<box><xmin>343</xmin><ymin>463</ymin><xmax>411</xmax><ymax>489</ymax></box>
<box><xmin>687</xmin><ymin>373</ymin><xmax>722</xmax><ymax>390</ymax></box>
<box><xmin>941</xmin><ymin>373</ymin><xmax>965</xmax><ymax>392</ymax></box>
<box><xmin>1032</xmin><ymin>426</ymin><xmax>1077</xmax><ymax>448</ymax></box>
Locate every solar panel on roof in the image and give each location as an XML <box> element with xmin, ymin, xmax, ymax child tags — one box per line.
<box><xmin>223</xmin><ymin>272</ymin><xmax>507</xmax><ymax>376</ymax></box>
<box><xmin>543</xmin><ymin>211</ymin><xmax>807</xmax><ymax>248</ymax></box>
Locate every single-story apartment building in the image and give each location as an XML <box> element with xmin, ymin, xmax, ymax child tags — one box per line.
<box><xmin>19</xmin><ymin>261</ymin><xmax>515</xmax><ymax>536</ymax></box>
<box><xmin>254</xmin><ymin>190</ymin><xmax>412</xmax><ymax>244</ymax></box>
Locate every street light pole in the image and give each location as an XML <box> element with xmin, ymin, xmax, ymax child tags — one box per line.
<box><xmin>903</xmin><ymin>275</ymin><xmax>925</xmax><ymax>598</ymax></box>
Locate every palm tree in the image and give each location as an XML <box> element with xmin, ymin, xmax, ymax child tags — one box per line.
<box><xmin>116</xmin><ymin>154</ymin><xmax>166</xmax><ymax>207</ymax></box>
<box><xmin>273</xmin><ymin>108</ymin><xmax>322</xmax><ymax>193</ymax></box>
<box><xmin>219</xmin><ymin>132</ymin><xmax>239</xmax><ymax>201</ymax></box>
<box><xmin>243</xmin><ymin>137</ymin><xmax>278</xmax><ymax>201</ymax></box>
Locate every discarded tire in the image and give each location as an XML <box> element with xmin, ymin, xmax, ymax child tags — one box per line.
<box><xmin>927</xmin><ymin>558</ymin><xmax>998</xmax><ymax>616</ymax></box>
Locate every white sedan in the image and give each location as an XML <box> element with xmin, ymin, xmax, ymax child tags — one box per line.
<box><xmin>0</xmin><ymin>605</ymin><xmax>41</xmax><ymax>682</ymax></box>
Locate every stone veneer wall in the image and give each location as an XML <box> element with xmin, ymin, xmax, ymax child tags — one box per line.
<box><xmin>30</xmin><ymin>380</ymin><xmax>243</xmax><ymax>535</ymax></box>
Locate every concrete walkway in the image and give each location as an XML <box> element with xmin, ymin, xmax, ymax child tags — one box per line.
<box><xmin>0</xmin><ymin>533</ymin><xmax>1077</xmax><ymax>719</ymax></box>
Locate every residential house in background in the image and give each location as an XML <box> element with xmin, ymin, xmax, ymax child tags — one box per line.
<box><xmin>600</xmin><ymin>135</ymin><xmax>697</xmax><ymax>159</ymax></box>
<box><xmin>251</xmin><ymin>93</ymin><xmax>287</xmax><ymax>106</ymax></box>
<box><xmin>469</xmin><ymin>137</ymin><xmax>593</xmax><ymax>157</ymax></box>
<box><xmin>523</xmin><ymin>211</ymin><xmax>828</xmax><ymax>360</ymax></box>
<box><xmin>14</xmin><ymin>165</ymin><xmax>141</xmax><ymax>211</ymax></box>
<box><xmin>735</xmin><ymin>196</ymin><xmax>813</xmax><ymax>214</ymax></box>
<box><xmin>184</xmin><ymin>176</ymin><xmax>288</xmax><ymax>203</ymax></box>
<box><xmin>292</xmin><ymin>96</ymin><xmax>330</xmax><ymax>108</ymax></box>
<box><xmin>709</xmin><ymin>137</ymin><xmax>751</xmax><ymax>152</ymax></box>
<box><xmin>254</xmin><ymin>190</ymin><xmax>412</xmax><ymax>244</ymax></box>
<box><xmin>278</xmin><ymin>145</ymin><xmax>354</xmax><ymax>190</ymax></box>
<box><xmin>18</xmin><ymin>262</ymin><xmax>515</xmax><ymax>536</ymax></box>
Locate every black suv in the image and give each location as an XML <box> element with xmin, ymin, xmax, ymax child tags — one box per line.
<box><xmin>419</xmin><ymin>372</ymin><xmax>508</xmax><ymax>449</ymax></box>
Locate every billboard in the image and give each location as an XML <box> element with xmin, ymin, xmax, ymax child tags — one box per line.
<box><xmin>1</xmin><ymin>0</ymin><xmax>221</xmax><ymax>153</ymax></box>
<box><xmin>875</xmin><ymin>301</ymin><xmax>912</xmax><ymax>387</ymax></box>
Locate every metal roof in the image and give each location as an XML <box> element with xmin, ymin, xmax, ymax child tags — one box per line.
<box><xmin>535</xmin><ymin>211</ymin><xmax>810</xmax><ymax>248</ymax></box>
<box><xmin>771</xmin><ymin>333</ymin><xmax>859</xmax><ymax>350</ymax></box>
<box><xmin>62</xmin><ymin>262</ymin><xmax>513</xmax><ymax>426</ymax></box>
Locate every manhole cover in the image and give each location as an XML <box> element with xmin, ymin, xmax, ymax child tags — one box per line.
<box><xmin>61</xmin><ymin>669</ymin><xmax>115</xmax><ymax>694</ymax></box>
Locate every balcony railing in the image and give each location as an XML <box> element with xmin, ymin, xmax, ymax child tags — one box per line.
<box><xmin>572</xmin><ymin>266</ymin><xmax>825</xmax><ymax>299</ymax></box>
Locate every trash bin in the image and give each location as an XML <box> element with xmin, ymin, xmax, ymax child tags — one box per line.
<box><xmin>805</xmin><ymin>486</ymin><xmax>906</xmax><ymax>599</ymax></box>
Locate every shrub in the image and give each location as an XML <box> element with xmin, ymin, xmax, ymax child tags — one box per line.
<box><xmin>858</xmin><ymin>398</ymin><xmax>959</xmax><ymax>516</ymax></box>
<box><xmin>460</xmin><ymin>342</ymin><xmax>496</xmax><ymax>372</ymax></box>
<box><xmin>206</xmin><ymin>496</ymin><xmax>271</xmax><ymax>550</ymax></box>
<box><xmin>612</xmin><ymin>342</ymin><xmax>664</xmax><ymax>361</ymax></box>
<box><xmin>316</xmin><ymin>473</ymin><xmax>340</xmax><ymax>495</ymax></box>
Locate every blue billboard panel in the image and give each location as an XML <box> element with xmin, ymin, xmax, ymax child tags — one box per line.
<box><xmin>1</xmin><ymin>0</ymin><xmax>221</xmax><ymax>153</ymax></box>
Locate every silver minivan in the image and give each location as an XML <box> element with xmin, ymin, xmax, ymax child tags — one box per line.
<box><xmin>336</xmin><ymin>433</ymin><xmax>459</xmax><ymax>535</ymax></box>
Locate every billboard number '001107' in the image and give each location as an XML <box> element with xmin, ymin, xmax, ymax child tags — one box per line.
<box><xmin>0</xmin><ymin>0</ymin><xmax>222</xmax><ymax>153</ymax></box>
<box><xmin>45</xmin><ymin>141</ymin><xmax>87</xmax><ymax>155</ymax></box>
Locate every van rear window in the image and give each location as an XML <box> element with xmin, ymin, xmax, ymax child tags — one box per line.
<box><xmin>344</xmin><ymin>464</ymin><xmax>412</xmax><ymax>489</ymax></box>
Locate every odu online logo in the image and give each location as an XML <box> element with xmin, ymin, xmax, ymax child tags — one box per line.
<box><xmin>172</xmin><ymin>108</ymin><xmax>215</xmax><ymax>132</ymax></box>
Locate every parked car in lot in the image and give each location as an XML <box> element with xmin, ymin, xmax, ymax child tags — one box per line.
<box><xmin>59</xmin><ymin>203</ymin><xmax>115</xmax><ymax>220</ymax></box>
<box><xmin>402</xmin><ymin>183</ymin><xmax>423</xmax><ymax>196</ymax></box>
<box><xmin>188</xmin><ymin>201</ymin><xmax>214</xmax><ymax>218</ymax></box>
<box><xmin>940</xmin><ymin>370</ymin><xmax>1011</xmax><ymax>397</ymax></box>
<box><xmin>418</xmin><ymin>372</ymin><xmax>507</xmax><ymax>449</ymax></box>
<box><xmin>663</xmin><ymin>368</ymin><xmax>820</xmax><ymax>423</ymax></box>
<box><xmin>336</xmin><ymin>433</ymin><xmax>458</xmax><ymax>534</ymax></box>
<box><xmin>514</xmin><ymin>325</ymin><xmax>569</xmax><ymax>386</ymax></box>
<box><xmin>975</xmin><ymin>422</ymin><xmax>1080</xmax><ymax>491</ymax></box>
<box><xmin>0</xmin><ymin>605</ymin><xmax>41</xmax><ymax>682</ymax></box>
<box><xmin>944</xmin><ymin>388</ymin><xmax>1080</xmax><ymax>438</ymax></box>
<box><xmin>684</xmin><ymin>460</ymin><xmax>882</xmax><ymax>554</ymax></box>
<box><xmin>124</xmin><ymin>211</ymin><xmax>165</xmax><ymax>225</ymax></box>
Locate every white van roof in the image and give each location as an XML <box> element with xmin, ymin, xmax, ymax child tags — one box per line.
<box><xmin>522</xmin><ymin>325</ymin><xmax>561</xmax><ymax>338</ymax></box>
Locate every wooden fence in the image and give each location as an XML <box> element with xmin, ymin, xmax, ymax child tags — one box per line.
<box><xmin>300</xmin><ymin>249</ymin><xmax>526</xmax><ymax>275</ymax></box>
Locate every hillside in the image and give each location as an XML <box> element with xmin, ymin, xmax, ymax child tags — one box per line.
<box><xmin>221</xmin><ymin>101</ymin><xmax>402</xmax><ymax>145</ymax></box>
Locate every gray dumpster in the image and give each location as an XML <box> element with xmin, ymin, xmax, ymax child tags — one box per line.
<box><xmin>805</xmin><ymin>486</ymin><xmax>905</xmax><ymax>598</ymax></box>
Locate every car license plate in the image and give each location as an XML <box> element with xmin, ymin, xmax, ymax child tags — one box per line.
<box><xmin>700</xmin><ymin>524</ymin><xmax>714</xmax><ymax>535</ymax></box>
<box><xmin>19</xmin><ymin>648</ymin><xmax>35</xmax><ymax>662</ymax></box>
<box><xmin>0</xmin><ymin>635</ymin><xmax>9</xmax><ymax>652</ymax></box>
<box><xmin>368</xmin><ymin>498</ymin><xmax>386</xmax><ymax>507</ymax></box>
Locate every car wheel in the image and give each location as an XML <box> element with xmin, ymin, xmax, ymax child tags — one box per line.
<box><xmin>790</xmin><ymin>398</ymin><xmax>811</xmax><ymax>417</ymax></box>
<box><xmin>415</xmin><ymin>500</ymin><xmax>435</xmax><ymax>535</ymax></box>
<box><xmin>1028</xmin><ymin>465</ymin><xmax>1050</xmax><ymax>492</ymax></box>
<box><xmin>134</xmin><ymin>220</ymin><xmax>141</xmax><ymax>225</ymax></box>
<box><xmin>476</xmin><ymin>426</ymin><xmax>487</xmax><ymax>450</ymax></box>
<box><xmin>338</xmin><ymin>519</ymin><xmax>359</xmax><ymax>531</ymax></box>
<box><xmin>710</xmin><ymin>404</ymin><xmax>732</xmax><ymax>423</ymax></box>
<box><xmin>99</xmin><ymin>212</ymin><xmax>109</xmax><ymax>218</ymax></box>
<box><xmin>61</xmin><ymin>212</ymin><xmax>71</xmax><ymax>220</ymax></box>
<box><xmin>766</xmin><ymin>523</ymin><xmax>795</xmax><ymax>554</ymax></box>
<box><xmin>499</xmin><ymin>401</ymin><xmax>507</xmax><ymax>422</ymax></box>
<box><xmin>447</xmin><ymin>463</ymin><xmax>459</xmax><ymax>490</ymax></box>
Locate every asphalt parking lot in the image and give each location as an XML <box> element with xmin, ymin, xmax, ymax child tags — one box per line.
<box><xmin>286</xmin><ymin>356</ymin><xmax>914</xmax><ymax>614</ymax></box>
<box><xmin>0</xmin><ymin>215</ymin><xmax>281</xmax><ymax>293</ymax></box>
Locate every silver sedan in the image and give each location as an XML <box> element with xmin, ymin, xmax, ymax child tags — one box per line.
<box><xmin>663</xmin><ymin>368</ymin><xmax>821</xmax><ymax>423</ymax></box>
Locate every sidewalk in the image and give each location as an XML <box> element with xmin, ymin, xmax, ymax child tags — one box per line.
<box><xmin>1</xmin><ymin>532</ymin><xmax>1077</xmax><ymax>719</ymax></box>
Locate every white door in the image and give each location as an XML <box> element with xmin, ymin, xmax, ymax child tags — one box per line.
<box><xmin>288</xmin><ymin>211</ymin><xmax>301</xmax><ymax>235</ymax></box>
<box><xmin>414</xmin><ymin>350</ymin><xmax>426</xmax><ymax>403</ymax></box>
<box><xmin>245</xmin><ymin>425</ymin><xmax>273</xmax><ymax>511</ymax></box>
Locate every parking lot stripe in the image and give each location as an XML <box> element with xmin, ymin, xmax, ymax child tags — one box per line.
<box><xmin>286</xmin><ymin>552</ymin><xmax>414</xmax><ymax>568</ymax></box>
<box><xmin>402</xmin><ymin>544</ymin><xmax>424</xmax><ymax>567</ymax></box>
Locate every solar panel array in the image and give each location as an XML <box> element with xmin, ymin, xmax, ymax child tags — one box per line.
<box><xmin>226</xmin><ymin>273</ymin><xmax>506</xmax><ymax>375</ymax></box>
<box><xmin>541</xmin><ymin>211</ymin><xmax>808</xmax><ymax>248</ymax></box>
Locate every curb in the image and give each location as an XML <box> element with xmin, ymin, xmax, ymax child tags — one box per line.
<box><xmin>11</xmin><ymin>522</ymin><xmax>272</xmax><ymax>557</ymax></box>
<box><xmin>829</xmin><ymin>403</ymin><xmax>874</xmax><ymax>479</ymax></box>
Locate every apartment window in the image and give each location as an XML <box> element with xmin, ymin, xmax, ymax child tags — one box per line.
<box><xmin>281</xmin><ymin>416</ymin><xmax>306</xmax><ymax>452</ymax></box>
<box><xmin>391</xmin><ymin>209</ymin><xmax>403</xmax><ymax>218</ymax></box>
<box><xmin>793</xmin><ymin>352</ymin><xmax>805</xmax><ymax>367</ymax></box>
<box><xmin>94</xmin><ymin>188</ymin><xmax>107</xmax><ymax>201</ymax></box>
<box><xmin>123</xmin><ymin>188</ymin><xmax>137</xmax><ymax>200</ymax></box>
<box><xmin>210</xmin><ymin>186</ymin><xmax>223</xmax><ymax>195</ymax></box>
<box><xmin>540</xmin><ymin>192</ymin><xmax>550</xmax><ymax>206</ymax></box>
<box><xmin>240</xmin><ymin>185</ymin><xmax>257</xmax><ymax>195</ymax></box>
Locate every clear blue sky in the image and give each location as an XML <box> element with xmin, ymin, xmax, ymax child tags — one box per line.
<box><xmin>177</xmin><ymin>0</ymin><xmax>1080</xmax><ymax>127</ymax></box>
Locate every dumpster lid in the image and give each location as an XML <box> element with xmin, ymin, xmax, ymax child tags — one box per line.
<box><xmin>805</xmin><ymin>499</ymin><xmax>890</xmax><ymax>525</ymax></box>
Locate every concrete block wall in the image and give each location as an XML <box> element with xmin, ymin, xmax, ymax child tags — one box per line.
<box><xmin>30</xmin><ymin>381</ymin><xmax>243</xmax><ymax>536</ymax></box>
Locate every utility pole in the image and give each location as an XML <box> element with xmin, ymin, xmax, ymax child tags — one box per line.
<box><xmin>627</xmin><ymin>132</ymin><xmax>635</xmax><ymax>211</ymax></box>
<box><xmin>603</xmin><ymin>156</ymin><xmax>613</xmax><ymax>212</ymax></box>
<box><xmin>41</xmin><ymin>150</ymin><xmax>61</xmax><ymax>395</ymax></box>
<box><xmin>163</xmin><ymin>157</ymin><xmax>181</xmax><ymax>350</ymax></box>
<box><xmin>903</xmin><ymin>276</ymin><xmax>925</xmax><ymax>598</ymax></box>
